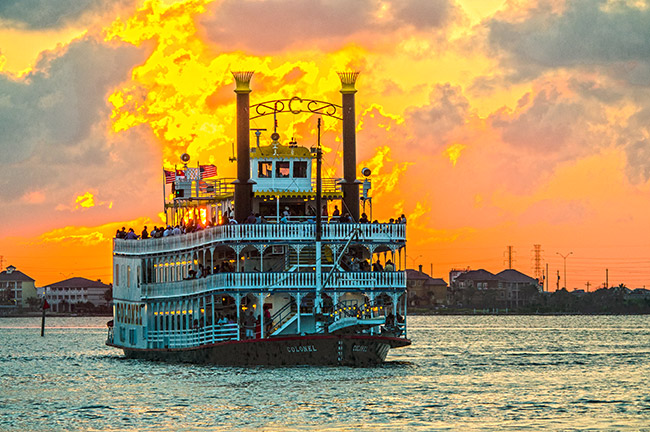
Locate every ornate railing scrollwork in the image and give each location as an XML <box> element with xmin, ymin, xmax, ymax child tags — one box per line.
<box><xmin>250</xmin><ymin>97</ymin><xmax>342</xmax><ymax>120</ymax></box>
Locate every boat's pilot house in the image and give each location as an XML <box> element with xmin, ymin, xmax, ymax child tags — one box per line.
<box><xmin>251</xmin><ymin>133</ymin><xmax>321</xmax><ymax>219</ymax></box>
<box><xmin>251</xmin><ymin>134</ymin><xmax>312</xmax><ymax>192</ymax></box>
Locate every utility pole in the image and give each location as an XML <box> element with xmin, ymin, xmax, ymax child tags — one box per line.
<box><xmin>605</xmin><ymin>268</ymin><xmax>609</xmax><ymax>289</ymax></box>
<box><xmin>585</xmin><ymin>281</ymin><xmax>591</xmax><ymax>292</ymax></box>
<box><xmin>532</xmin><ymin>244</ymin><xmax>543</xmax><ymax>281</ymax></box>
<box><xmin>556</xmin><ymin>251</ymin><xmax>573</xmax><ymax>290</ymax></box>
<box><xmin>505</xmin><ymin>246</ymin><xmax>515</xmax><ymax>269</ymax></box>
<box><xmin>545</xmin><ymin>263</ymin><xmax>549</xmax><ymax>292</ymax></box>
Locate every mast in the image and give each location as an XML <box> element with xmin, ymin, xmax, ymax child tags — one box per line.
<box><xmin>315</xmin><ymin>118</ymin><xmax>323</xmax><ymax>327</ymax></box>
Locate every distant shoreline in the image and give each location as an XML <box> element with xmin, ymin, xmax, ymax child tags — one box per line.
<box><xmin>0</xmin><ymin>312</ymin><xmax>647</xmax><ymax>318</ymax></box>
<box><xmin>0</xmin><ymin>312</ymin><xmax>113</xmax><ymax>318</ymax></box>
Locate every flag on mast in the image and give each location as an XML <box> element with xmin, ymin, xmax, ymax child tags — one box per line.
<box><xmin>200</xmin><ymin>164</ymin><xmax>217</xmax><ymax>178</ymax></box>
<box><xmin>163</xmin><ymin>169</ymin><xmax>176</xmax><ymax>184</ymax></box>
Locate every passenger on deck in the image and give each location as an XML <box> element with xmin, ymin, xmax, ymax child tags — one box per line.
<box><xmin>125</xmin><ymin>228</ymin><xmax>138</xmax><ymax>240</ymax></box>
<box><xmin>359</xmin><ymin>213</ymin><xmax>369</xmax><ymax>223</ymax></box>
<box><xmin>246</xmin><ymin>213</ymin><xmax>256</xmax><ymax>224</ymax></box>
<box><xmin>141</xmin><ymin>226</ymin><xmax>149</xmax><ymax>239</ymax></box>
<box><xmin>243</xmin><ymin>311</ymin><xmax>256</xmax><ymax>339</ymax></box>
<box><xmin>116</xmin><ymin>227</ymin><xmax>127</xmax><ymax>239</ymax></box>
<box><xmin>384</xmin><ymin>260</ymin><xmax>395</xmax><ymax>271</ymax></box>
<box><xmin>173</xmin><ymin>225</ymin><xmax>182</xmax><ymax>235</ymax></box>
<box><xmin>372</xmin><ymin>261</ymin><xmax>384</xmax><ymax>272</ymax></box>
<box><xmin>339</xmin><ymin>212</ymin><xmax>351</xmax><ymax>223</ymax></box>
<box><xmin>331</xmin><ymin>206</ymin><xmax>340</xmax><ymax>222</ymax></box>
<box><xmin>264</xmin><ymin>307</ymin><xmax>272</xmax><ymax>336</ymax></box>
<box><xmin>280</xmin><ymin>214</ymin><xmax>289</xmax><ymax>224</ymax></box>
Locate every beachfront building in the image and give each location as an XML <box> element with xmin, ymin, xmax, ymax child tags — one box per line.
<box><xmin>406</xmin><ymin>266</ymin><xmax>448</xmax><ymax>307</ymax></box>
<box><xmin>0</xmin><ymin>265</ymin><xmax>37</xmax><ymax>309</ymax></box>
<box><xmin>44</xmin><ymin>277</ymin><xmax>111</xmax><ymax>313</ymax></box>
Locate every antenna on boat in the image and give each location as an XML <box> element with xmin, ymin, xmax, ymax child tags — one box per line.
<box><xmin>315</xmin><ymin>118</ymin><xmax>322</xmax><ymax>242</ymax></box>
<box><xmin>251</xmin><ymin>128</ymin><xmax>266</xmax><ymax>151</ymax></box>
<box><xmin>229</xmin><ymin>142</ymin><xmax>236</xmax><ymax>162</ymax></box>
<box><xmin>314</xmin><ymin>117</ymin><xmax>323</xmax><ymax>331</ymax></box>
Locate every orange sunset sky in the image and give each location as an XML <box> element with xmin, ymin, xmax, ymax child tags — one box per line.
<box><xmin>1</xmin><ymin>0</ymin><xmax>650</xmax><ymax>290</ymax></box>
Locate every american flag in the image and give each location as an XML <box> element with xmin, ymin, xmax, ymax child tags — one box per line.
<box><xmin>164</xmin><ymin>169</ymin><xmax>176</xmax><ymax>184</ymax></box>
<box><xmin>176</xmin><ymin>169</ymin><xmax>187</xmax><ymax>179</ymax></box>
<box><xmin>200</xmin><ymin>164</ymin><xmax>217</xmax><ymax>178</ymax></box>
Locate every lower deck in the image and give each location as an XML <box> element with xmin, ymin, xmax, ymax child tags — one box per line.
<box><xmin>108</xmin><ymin>333</ymin><xmax>411</xmax><ymax>366</ymax></box>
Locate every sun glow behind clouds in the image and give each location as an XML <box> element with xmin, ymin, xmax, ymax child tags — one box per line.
<box><xmin>445</xmin><ymin>143</ymin><xmax>465</xmax><ymax>166</ymax></box>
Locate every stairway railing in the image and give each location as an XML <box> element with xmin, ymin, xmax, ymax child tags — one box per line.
<box><xmin>269</xmin><ymin>300</ymin><xmax>297</xmax><ymax>334</ymax></box>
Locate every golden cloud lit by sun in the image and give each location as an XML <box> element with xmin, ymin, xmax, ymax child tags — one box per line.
<box><xmin>445</xmin><ymin>143</ymin><xmax>466</xmax><ymax>167</ymax></box>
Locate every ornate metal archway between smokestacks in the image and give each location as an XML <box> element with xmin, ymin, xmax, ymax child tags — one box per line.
<box><xmin>250</xmin><ymin>96</ymin><xmax>342</xmax><ymax>121</ymax></box>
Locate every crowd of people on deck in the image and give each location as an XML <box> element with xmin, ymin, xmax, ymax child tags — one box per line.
<box><xmin>115</xmin><ymin>207</ymin><xmax>406</xmax><ymax>241</ymax></box>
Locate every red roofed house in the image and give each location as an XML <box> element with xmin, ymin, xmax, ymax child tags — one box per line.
<box><xmin>406</xmin><ymin>265</ymin><xmax>448</xmax><ymax>307</ymax></box>
<box><xmin>0</xmin><ymin>265</ymin><xmax>37</xmax><ymax>308</ymax></box>
<box><xmin>451</xmin><ymin>269</ymin><xmax>505</xmax><ymax>308</ymax></box>
<box><xmin>497</xmin><ymin>269</ymin><xmax>542</xmax><ymax>308</ymax></box>
<box><xmin>44</xmin><ymin>277</ymin><xmax>111</xmax><ymax>313</ymax></box>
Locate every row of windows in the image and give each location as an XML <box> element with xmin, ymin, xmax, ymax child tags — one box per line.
<box><xmin>51</xmin><ymin>295</ymin><xmax>86</xmax><ymax>300</ymax></box>
<box><xmin>116</xmin><ymin>302</ymin><xmax>143</xmax><ymax>325</ymax></box>
<box><xmin>257</xmin><ymin>161</ymin><xmax>308</xmax><ymax>179</ymax></box>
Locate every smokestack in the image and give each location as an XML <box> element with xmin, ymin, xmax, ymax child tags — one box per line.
<box><xmin>419</xmin><ymin>264</ymin><xmax>423</xmax><ymax>273</ymax></box>
<box><xmin>232</xmin><ymin>71</ymin><xmax>255</xmax><ymax>222</ymax></box>
<box><xmin>338</xmin><ymin>71</ymin><xmax>360</xmax><ymax>222</ymax></box>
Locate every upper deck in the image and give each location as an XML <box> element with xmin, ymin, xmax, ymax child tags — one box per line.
<box><xmin>114</xmin><ymin>222</ymin><xmax>406</xmax><ymax>256</ymax></box>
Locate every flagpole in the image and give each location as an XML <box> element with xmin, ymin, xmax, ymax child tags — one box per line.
<box><xmin>163</xmin><ymin>168</ymin><xmax>167</xmax><ymax>226</ymax></box>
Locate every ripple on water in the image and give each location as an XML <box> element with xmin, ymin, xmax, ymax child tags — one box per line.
<box><xmin>0</xmin><ymin>315</ymin><xmax>649</xmax><ymax>431</ymax></box>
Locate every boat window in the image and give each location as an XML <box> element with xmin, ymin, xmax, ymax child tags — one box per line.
<box><xmin>258</xmin><ymin>161</ymin><xmax>272</xmax><ymax>178</ymax></box>
<box><xmin>276</xmin><ymin>161</ymin><xmax>290</xmax><ymax>178</ymax></box>
<box><xmin>293</xmin><ymin>161</ymin><xmax>308</xmax><ymax>178</ymax></box>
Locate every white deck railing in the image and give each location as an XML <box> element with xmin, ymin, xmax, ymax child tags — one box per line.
<box><xmin>141</xmin><ymin>271</ymin><xmax>406</xmax><ymax>299</ymax></box>
<box><xmin>114</xmin><ymin>223</ymin><xmax>405</xmax><ymax>255</ymax></box>
<box><xmin>147</xmin><ymin>323</ymin><xmax>239</xmax><ymax>348</ymax></box>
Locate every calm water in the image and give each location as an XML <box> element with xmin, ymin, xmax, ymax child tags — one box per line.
<box><xmin>1</xmin><ymin>315</ymin><xmax>648</xmax><ymax>431</ymax></box>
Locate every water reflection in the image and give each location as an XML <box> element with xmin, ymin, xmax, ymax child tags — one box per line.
<box><xmin>0</xmin><ymin>315</ymin><xmax>648</xmax><ymax>431</ymax></box>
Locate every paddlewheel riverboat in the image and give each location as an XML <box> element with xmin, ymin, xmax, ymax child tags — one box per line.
<box><xmin>107</xmin><ymin>71</ymin><xmax>411</xmax><ymax>365</ymax></box>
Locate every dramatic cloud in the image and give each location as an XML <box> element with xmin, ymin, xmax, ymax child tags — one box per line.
<box><xmin>0</xmin><ymin>35</ymin><xmax>154</xmax><ymax>237</ymax></box>
<box><xmin>487</xmin><ymin>0</ymin><xmax>650</xmax><ymax>85</ymax></box>
<box><xmin>406</xmin><ymin>83</ymin><xmax>470</xmax><ymax>151</ymax></box>
<box><xmin>0</xmin><ymin>0</ymin><xmax>135</xmax><ymax>30</ymax></box>
<box><xmin>200</xmin><ymin>0</ymin><xmax>457</xmax><ymax>53</ymax></box>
